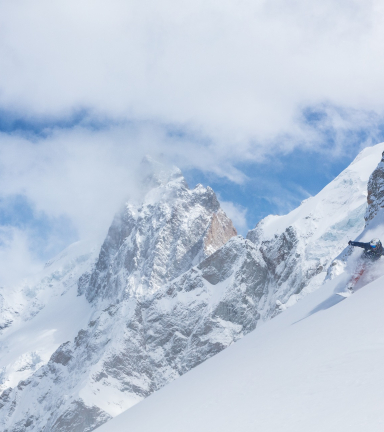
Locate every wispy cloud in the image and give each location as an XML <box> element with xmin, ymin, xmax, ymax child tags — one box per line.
<box><xmin>0</xmin><ymin>227</ymin><xmax>42</xmax><ymax>287</ymax></box>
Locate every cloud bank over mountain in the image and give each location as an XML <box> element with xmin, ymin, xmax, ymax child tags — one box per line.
<box><xmin>1</xmin><ymin>0</ymin><xmax>384</xmax><ymax>284</ymax></box>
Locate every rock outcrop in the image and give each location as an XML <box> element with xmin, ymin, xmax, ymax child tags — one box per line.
<box><xmin>365</xmin><ymin>150</ymin><xmax>384</xmax><ymax>224</ymax></box>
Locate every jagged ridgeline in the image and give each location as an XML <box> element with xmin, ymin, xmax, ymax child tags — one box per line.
<box><xmin>79</xmin><ymin>157</ymin><xmax>237</xmax><ymax>303</ymax></box>
<box><xmin>1</xmin><ymin>146</ymin><xmax>384</xmax><ymax>432</ymax></box>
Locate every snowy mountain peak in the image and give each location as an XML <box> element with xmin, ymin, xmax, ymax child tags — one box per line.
<box><xmin>140</xmin><ymin>155</ymin><xmax>186</xmax><ymax>190</ymax></box>
<box><xmin>81</xmin><ymin>162</ymin><xmax>237</xmax><ymax>304</ymax></box>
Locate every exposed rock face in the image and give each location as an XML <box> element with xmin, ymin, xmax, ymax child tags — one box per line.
<box><xmin>50</xmin><ymin>400</ymin><xmax>111</xmax><ymax>432</ymax></box>
<box><xmin>248</xmin><ymin>225</ymin><xmax>303</xmax><ymax>316</ymax></box>
<box><xmin>204</xmin><ymin>209</ymin><xmax>237</xmax><ymax>255</ymax></box>
<box><xmin>365</xmin><ymin>150</ymin><xmax>384</xmax><ymax>224</ymax></box>
<box><xmin>0</xmin><ymin>237</ymin><xmax>269</xmax><ymax>432</ymax></box>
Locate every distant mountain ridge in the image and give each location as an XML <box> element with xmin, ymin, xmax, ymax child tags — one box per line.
<box><xmin>1</xmin><ymin>145</ymin><xmax>384</xmax><ymax>432</ymax></box>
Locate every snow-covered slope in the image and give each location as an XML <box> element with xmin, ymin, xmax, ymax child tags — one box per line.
<box><xmin>94</xmin><ymin>269</ymin><xmax>384</xmax><ymax>432</ymax></box>
<box><xmin>0</xmin><ymin>240</ymin><xmax>99</xmax><ymax>393</ymax></box>
<box><xmin>326</xmin><ymin>149</ymin><xmax>384</xmax><ymax>292</ymax></box>
<box><xmin>247</xmin><ymin>143</ymin><xmax>384</xmax><ymax>314</ymax></box>
<box><xmin>0</xmin><ymin>240</ymin><xmax>98</xmax><ymax>334</ymax></box>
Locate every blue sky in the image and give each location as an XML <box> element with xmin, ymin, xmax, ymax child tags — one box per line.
<box><xmin>184</xmin><ymin>149</ymin><xmax>353</xmax><ymax>234</ymax></box>
<box><xmin>0</xmin><ymin>194</ymin><xmax>77</xmax><ymax>259</ymax></box>
<box><xmin>1</xmin><ymin>0</ymin><xmax>384</xmax><ymax>285</ymax></box>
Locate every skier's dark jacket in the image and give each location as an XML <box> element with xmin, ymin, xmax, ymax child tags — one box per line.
<box><xmin>349</xmin><ymin>241</ymin><xmax>384</xmax><ymax>260</ymax></box>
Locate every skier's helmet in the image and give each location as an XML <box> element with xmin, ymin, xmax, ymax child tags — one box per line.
<box><xmin>370</xmin><ymin>238</ymin><xmax>381</xmax><ymax>249</ymax></box>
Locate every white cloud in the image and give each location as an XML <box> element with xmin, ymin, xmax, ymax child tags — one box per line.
<box><xmin>219</xmin><ymin>199</ymin><xmax>248</xmax><ymax>234</ymax></box>
<box><xmin>0</xmin><ymin>127</ymin><xmax>146</xmax><ymax>241</ymax></box>
<box><xmin>0</xmin><ymin>0</ymin><xmax>383</xmax><ymax>148</ymax></box>
<box><xmin>0</xmin><ymin>227</ymin><xmax>42</xmax><ymax>287</ymax></box>
<box><xmin>0</xmin><ymin>123</ymin><xmax>247</xmax><ymax>243</ymax></box>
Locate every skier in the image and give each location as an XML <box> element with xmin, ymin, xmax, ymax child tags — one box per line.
<box><xmin>344</xmin><ymin>238</ymin><xmax>384</xmax><ymax>294</ymax></box>
<box><xmin>348</xmin><ymin>238</ymin><xmax>384</xmax><ymax>260</ymax></box>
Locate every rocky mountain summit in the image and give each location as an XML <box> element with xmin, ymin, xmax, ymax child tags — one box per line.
<box><xmin>1</xmin><ymin>145</ymin><xmax>384</xmax><ymax>432</ymax></box>
<box><xmin>81</xmin><ymin>160</ymin><xmax>237</xmax><ymax>304</ymax></box>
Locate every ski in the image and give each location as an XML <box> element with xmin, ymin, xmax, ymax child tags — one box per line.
<box><xmin>336</xmin><ymin>291</ymin><xmax>353</xmax><ymax>298</ymax></box>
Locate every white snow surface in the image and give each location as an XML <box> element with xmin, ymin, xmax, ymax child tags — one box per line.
<box><xmin>95</xmin><ymin>269</ymin><xmax>384</xmax><ymax>432</ymax></box>
<box><xmin>258</xmin><ymin>143</ymin><xmax>383</xmax><ymax>239</ymax></box>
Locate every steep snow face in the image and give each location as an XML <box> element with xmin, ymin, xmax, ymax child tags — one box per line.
<box><xmin>328</xmin><ymin>148</ymin><xmax>384</xmax><ymax>288</ymax></box>
<box><xmin>93</xmin><ymin>271</ymin><xmax>384</xmax><ymax>432</ymax></box>
<box><xmin>82</xmin><ymin>163</ymin><xmax>237</xmax><ymax>304</ymax></box>
<box><xmin>247</xmin><ymin>142</ymin><xmax>384</xmax><ymax>313</ymax></box>
<box><xmin>0</xmin><ymin>240</ymin><xmax>99</xmax><ymax>394</ymax></box>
